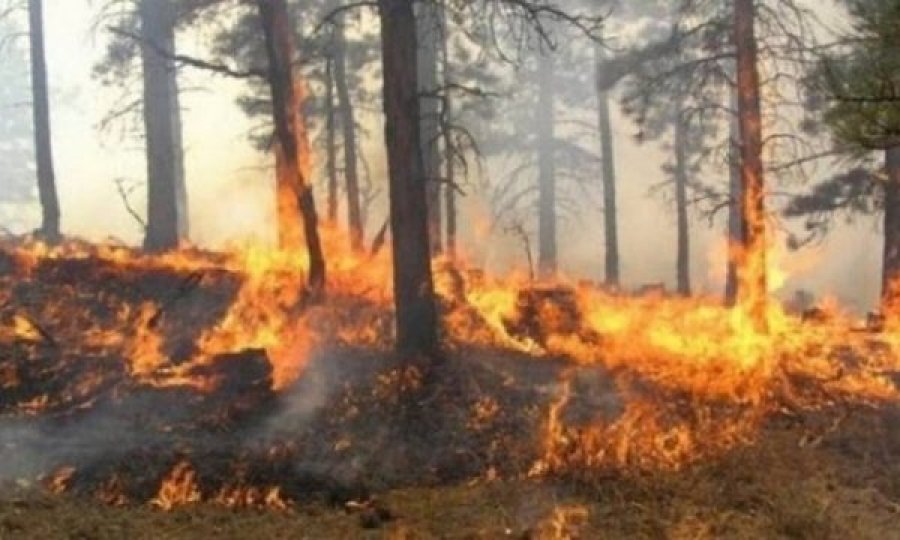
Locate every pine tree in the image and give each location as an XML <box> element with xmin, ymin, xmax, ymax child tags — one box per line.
<box><xmin>788</xmin><ymin>0</ymin><xmax>900</xmax><ymax>310</ymax></box>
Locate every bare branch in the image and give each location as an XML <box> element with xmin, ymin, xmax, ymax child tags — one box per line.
<box><xmin>312</xmin><ymin>1</ymin><xmax>378</xmax><ymax>35</ymax></box>
<box><xmin>114</xmin><ymin>177</ymin><xmax>147</xmax><ymax>231</ymax></box>
<box><xmin>108</xmin><ymin>26</ymin><xmax>267</xmax><ymax>79</ymax></box>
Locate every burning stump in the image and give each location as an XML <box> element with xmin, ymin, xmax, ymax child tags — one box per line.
<box><xmin>502</xmin><ymin>286</ymin><xmax>597</xmax><ymax>348</ymax></box>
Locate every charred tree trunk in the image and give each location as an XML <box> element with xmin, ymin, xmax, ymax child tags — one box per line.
<box><xmin>596</xmin><ymin>47</ymin><xmax>619</xmax><ymax>288</ymax></box>
<box><xmin>725</xmin><ymin>86</ymin><xmax>742</xmax><ymax>306</ymax></box>
<box><xmin>27</xmin><ymin>0</ymin><xmax>60</xmax><ymax>242</ymax></box>
<box><xmin>674</xmin><ymin>109</ymin><xmax>691</xmax><ymax>296</ymax></box>
<box><xmin>537</xmin><ymin>51</ymin><xmax>557</xmax><ymax>277</ymax></box>
<box><xmin>258</xmin><ymin>0</ymin><xmax>326</xmax><ymax>293</ymax></box>
<box><xmin>140</xmin><ymin>0</ymin><xmax>187</xmax><ymax>251</ymax></box>
<box><xmin>325</xmin><ymin>55</ymin><xmax>339</xmax><ymax>223</ymax></box>
<box><xmin>171</xmin><ymin>60</ymin><xmax>188</xmax><ymax>241</ymax></box>
<box><xmin>417</xmin><ymin>0</ymin><xmax>442</xmax><ymax>255</ymax></box>
<box><xmin>734</xmin><ymin>0</ymin><xmax>767</xmax><ymax>329</ymax></box>
<box><xmin>378</xmin><ymin>0</ymin><xmax>439</xmax><ymax>355</ymax></box>
<box><xmin>333</xmin><ymin>18</ymin><xmax>363</xmax><ymax>250</ymax></box>
<box><xmin>445</xmin><ymin>158</ymin><xmax>457</xmax><ymax>260</ymax></box>
<box><xmin>883</xmin><ymin>146</ymin><xmax>900</xmax><ymax>310</ymax></box>
<box><xmin>440</xmin><ymin>7</ymin><xmax>456</xmax><ymax>261</ymax></box>
<box><xmin>438</xmin><ymin>2</ymin><xmax>455</xmax><ymax>259</ymax></box>
<box><xmin>260</xmin><ymin>0</ymin><xmax>302</xmax><ymax>253</ymax></box>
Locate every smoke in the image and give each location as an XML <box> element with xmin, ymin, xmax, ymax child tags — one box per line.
<box><xmin>256</xmin><ymin>348</ymin><xmax>345</xmax><ymax>438</ymax></box>
<box><xmin>0</xmin><ymin>3</ymin><xmax>882</xmax><ymax>311</ymax></box>
<box><xmin>0</xmin><ymin>395</ymin><xmax>196</xmax><ymax>484</ymax></box>
<box><xmin>0</xmin><ymin>345</ymin><xmax>351</xmax><ymax>490</ymax></box>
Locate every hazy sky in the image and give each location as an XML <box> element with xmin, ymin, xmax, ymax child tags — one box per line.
<box><xmin>3</xmin><ymin>1</ymin><xmax>884</xmax><ymax>311</ymax></box>
<box><xmin>33</xmin><ymin>3</ymin><xmax>273</xmax><ymax>247</ymax></box>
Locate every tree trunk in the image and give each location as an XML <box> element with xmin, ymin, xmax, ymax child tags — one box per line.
<box><xmin>595</xmin><ymin>45</ymin><xmax>619</xmax><ymax>288</ymax></box>
<box><xmin>734</xmin><ymin>0</ymin><xmax>767</xmax><ymax>329</ymax></box>
<box><xmin>882</xmin><ymin>146</ymin><xmax>900</xmax><ymax>310</ymax></box>
<box><xmin>378</xmin><ymin>0</ymin><xmax>439</xmax><ymax>355</ymax></box>
<box><xmin>260</xmin><ymin>0</ymin><xmax>302</xmax><ymax>253</ymax></box>
<box><xmin>725</xmin><ymin>87</ymin><xmax>742</xmax><ymax>306</ymax></box>
<box><xmin>417</xmin><ymin>0</ymin><xmax>442</xmax><ymax>255</ymax></box>
<box><xmin>27</xmin><ymin>0</ymin><xmax>59</xmax><ymax>242</ymax></box>
<box><xmin>272</xmin><ymin>149</ymin><xmax>303</xmax><ymax>249</ymax></box>
<box><xmin>440</xmin><ymin>5</ymin><xmax>456</xmax><ymax>261</ymax></box>
<box><xmin>445</xmin><ymin>161</ymin><xmax>456</xmax><ymax>260</ymax></box>
<box><xmin>537</xmin><ymin>50</ymin><xmax>557</xmax><ymax>277</ymax></box>
<box><xmin>171</xmin><ymin>58</ymin><xmax>188</xmax><ymax>241</ymax></box>
<box><xmin>333</xmin><ymin>18</ymin><xmax>363</xmax><ymax>250</ymax></box>
<box><xmin>325</xmin><ymin>55</ymin><xmax>338</xmax><ymax>223</ymax></box>
<box><xmin>258</xmin><ymin>0</ymin><xmax>326</xmax><ymax>293</ymax></box>
<box><xmin>140</xmin><ymin>0</ymin><xmax>186</xmax><ymax>251</ymax></box>
<box><xmin>674</xmin><ymin>108</ymin><xmax>691</xmax><ymax>296</ymax></box>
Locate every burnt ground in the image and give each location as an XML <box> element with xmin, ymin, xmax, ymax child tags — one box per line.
<box><xmin>1</xmin><ymin>415</ymin><xmax>900</xmax><ymax>539</ymax></box>
<box><xmin>0</xmin><ymin>245</ymin><xmax>899</xmax><ymax>538</ymax></box>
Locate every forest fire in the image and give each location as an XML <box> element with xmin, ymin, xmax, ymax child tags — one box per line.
<box><xmin>4</xmin><ymin>0</ymin><xmax>900</xmax><ymax>535</ymax></box>
<box><xmin>2</xmin><ymin>231</ymin><xmax>898</xmax><ymax>515</ymax></box>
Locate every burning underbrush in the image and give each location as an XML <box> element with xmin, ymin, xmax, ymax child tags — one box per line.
<box><xmin>1</xmin><ymin>232</ymin><xmax>899</xmax><ymax>518</ymax></box>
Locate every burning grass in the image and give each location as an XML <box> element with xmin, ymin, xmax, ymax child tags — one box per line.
<box><xmin>2</xmin><ymin>417</ymin><xmax>900</xmax><ymax>538</ymax></box>
<box><xmin>1</xmin><ymin>233</ymin><xmax>899</xmax><ymax>535</ymax></box>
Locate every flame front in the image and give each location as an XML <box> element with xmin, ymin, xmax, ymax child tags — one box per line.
<box><xmin>2</xmin><ymin>229</ymin><xmax>899</xmax><ymax>488</ymax></box>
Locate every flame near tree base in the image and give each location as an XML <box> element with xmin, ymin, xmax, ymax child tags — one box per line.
<box><xmin>0</xmin><ymin>230</ymin><xmax>899</xmax><ymax>511</ymax></box>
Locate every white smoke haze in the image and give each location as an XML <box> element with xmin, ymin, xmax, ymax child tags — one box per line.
<box><xmin>0</xmin><ymin>351</ymin><xmax>342</xmax><ymax>487</ymax></box>
<box><xmin>0</xmin><ymin>1</ymin><xmax>882</xmax><ymax>312</ymax></box>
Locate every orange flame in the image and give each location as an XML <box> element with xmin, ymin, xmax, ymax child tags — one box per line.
<box><xmin>4</xmin><ymin>222</ymin><xmax>900</xmax><ymax>475</ymax></box>
<box><xmin>151</xmin><ymin>460</ymin><xmax>201</xmax><ymax>511</ymax></box>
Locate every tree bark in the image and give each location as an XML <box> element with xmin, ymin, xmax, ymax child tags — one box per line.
<box><xmin>378</xmin><ymin>0</ymin><xmax>439</xmax><ymax>355</ymax></box>
<box><xmin>674</xmin><ymin>108</ymin><xmax>691</xmax><ymax>296</ymax></box>
<box><xmin>537</xmin><ymin>50</ymin><xmax>557</xmax><ymax>277</ymax></box>
<box><xmin>27</xmin><ymin>0</ymin><xmax>60</xmax><ymax>242</ymax></box>
<box><xmin>333</xmin><ymin>18</ymin><xmax>363</xmax><ymax>250</ymax></box>
<box><xmin>883</xmin><ymin>146</ymin><xmax>900</xmax><ymax>310</ymax></box>
<box><xmin>440</xmin><ymin>5</ymin><xmax>456</xmax><ymax>261</ymax></box>
<box><xmin>325</xmin><ymin>55</ymin><xmax>338</xmax><ymax>223</ymax></box>
<box><xmin>258</xmin><ymin>0</ymin><xmax>326</xmax><ymax>293</ymax></box>
<box><xmin>171</xmin><ymin>56</ymin><xmax>188</xmax><ymax>241</ymax></box>
<box><xmin>725</xmin><ymin>86</ymin><xmax>742</xmax><ymax>306</ymax></box>
<box><xmin>445</xmin><ymin>161</ymin><xmax>456</xmax><ymax>260</ymax></box>
<box><xmin>595</xmin><ymin>45</ymin><xmax>619</xmax><ymax>288</ymax></box>
<box><xmin>417</xmin><ymin>0</ymin><xmax>442</xmax><ymax>255</ymax></box>
<box><xmin>140</xmin><ymin>0</ymin><xmax>186</xmax><ymax>251</ymax></box>
<box><xmin>734</xmin><ymin>0</ymin><xmax>767</xmax><ymax>329</ymax></box>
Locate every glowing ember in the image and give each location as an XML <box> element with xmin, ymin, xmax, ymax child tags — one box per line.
<box><xmin>214</xmin><ymin>485</ymin><xmax>289</xmax><ymax>511</ymax></box>
<box><xmin>43</xmin><ymin>466</ymin><xmax>76</xmax><ymax>495</ymax></box>
<box><xmin>538</xmin><ymin>504</ymin><xmax>589</xmax><ymax>539</ymax></box>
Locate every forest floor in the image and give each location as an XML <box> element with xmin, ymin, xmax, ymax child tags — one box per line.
<box><xmin>2</xmin><ymin>414</ymin><xmax>900</xmax><ymax>540</ymax></box>
<box><xmin>1</xmin><ymin>242</ymin><xmax>899</xmax><ymax>538</ymax></box>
